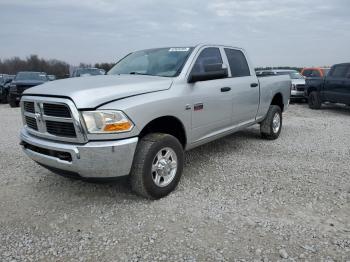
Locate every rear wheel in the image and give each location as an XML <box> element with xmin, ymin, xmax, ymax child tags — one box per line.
<box><xmin>0</xmin><ymin>91</ymin><xmax>8</xmax><ymax>104</ymax></box>
<box><xmin>308</xmin><ymin>91</ymin><xmax>322</xmax><ymax>109</ymax></box>
<box><xmin>130</xmin><ymin>133</ymin><xmax>184</xmax><ymax>199</ymax></box>
<box><xmin>8</xmin><ymin>94</ymin><xmax>19</xmax><ymax>107</ymax></box>
<box><xmin>260</xmin><ymin>105</ymin><xmax>282</xmax><ymax>140</ymax></box>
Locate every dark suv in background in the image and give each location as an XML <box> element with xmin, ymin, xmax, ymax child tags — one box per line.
<box><xmin>8</xmin><ymin>71</ymin><xmax>48</xmax><ymax>107</ymax></box>
<box><xmin>306</xmin><ymin>63</ymin><xmax>350</xmax><ymax>109</ymax></box>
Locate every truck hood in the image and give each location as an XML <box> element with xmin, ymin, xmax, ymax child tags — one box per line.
<box><xmin>291</xmin><ymin>79</ymin><xmax>306</xmax><ymax>85</ymax></box>
<box><xmin>24</xmin><ymin>75</ymin><xmax>173</xmax><ymax>109</ymax></box>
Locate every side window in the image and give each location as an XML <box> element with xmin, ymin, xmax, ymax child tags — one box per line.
<box><xmin>302</xmin><ymin>69</ymin><xmax>313</xmax><ymax>77</ymax></box>
<box><xmin>191</xmin><ymin>48</ymin><xmax>223</xmax><ymax>74</ymax></box>
<box><xmin>224</xmin><ymin>48</ymin><xmax>250</xmax><ymax>77</ymax></box>
<box><xmin>346</xmin><ymin>66</ymin><xmax>350</xmax><ymax>79</ymax></box>
<box><xmin>330</xmin><ymin>65</ymin><xmax>348</xmax><ymax>78</ymax></box>
<box><xmin>311</xmin><ymin>70</ymin><xmax>321</xmax><ymax>77</ymax></box>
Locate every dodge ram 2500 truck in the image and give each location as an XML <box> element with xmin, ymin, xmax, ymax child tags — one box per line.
<box><xmin>20</xmin><ymin>44</ymin><xmax>291</xmax><ymax>199</ymax></box>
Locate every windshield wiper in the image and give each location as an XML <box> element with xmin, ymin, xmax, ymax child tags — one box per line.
<box><xmin>129</xmin><ymin>72</ymin><xmax>150</xmax><ymax>75</ymax></box>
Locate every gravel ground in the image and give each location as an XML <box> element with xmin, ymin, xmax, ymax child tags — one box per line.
<box><xmin>0</xmin><ymin>103</ymin><xmax>349</xmax><ymax>261</ymax></box>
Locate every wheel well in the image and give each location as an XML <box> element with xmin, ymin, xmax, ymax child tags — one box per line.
<box><xmin>139</xmin><ymin>116</ymin><xmax>187</xmax><ymax>148</ymax></box>
<box><xmin>271</xmin><ymin>93</ymin><xmax>284</xmax><ymax>111</ymax></box>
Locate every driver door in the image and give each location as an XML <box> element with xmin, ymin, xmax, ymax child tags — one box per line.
<box><xmin>188</xmin><ymin>47</ymin><xmax>233</xmax><ymax>143</ymax></box>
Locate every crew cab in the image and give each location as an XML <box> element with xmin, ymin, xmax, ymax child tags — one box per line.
<box><xmin>306</xmin><ymin>63</ymin><xmax>350</xmax><ymax>109</ymax></box>
<box><xmin>9</xmin><ymin>72</ymin><xmax>48</xmax><ymax>107</ymax></box>
<box><xmin>19</xmin><ymin>44</ymin><xmax>291</xmax><ymax>199</ymax></box>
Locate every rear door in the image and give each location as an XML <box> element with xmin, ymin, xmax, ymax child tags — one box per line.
<box><xmin>223</xmin><ymin>48</ymin><xmax>259</xmax><ymax>125</ymax></box>
<box><xmin>340</xmin><ymin>66</ymin><xmax>350</xmax><ymax>104</ymax></box>
<box><xmin>324</xmin><ymin>65</ymin><xmax>349</xmax><ymax>102</ymax></box>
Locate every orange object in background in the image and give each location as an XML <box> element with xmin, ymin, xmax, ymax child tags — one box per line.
<box><xmin>301</xmin><ymin>67</ymin><xmax>330</xmax><ymax>78</ymax></box>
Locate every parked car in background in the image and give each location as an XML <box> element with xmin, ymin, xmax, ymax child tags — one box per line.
<box><xmin>256</xmin><ymin>69</ymin><xmax>306</xmax><ymax>100</ymax></box>
<box><xmin>19</xmin><ymin>44</ymin><xmax>290</xmax><ymax>199</ymax></box>
<box><xmin>8</xmin><ymin>71</ymin><xmax>48</xmax><ymax>107</ymax></box>
<box><xmin>0</xmin><ymin>74</ymin><xmax>15</xmax><ymax>103</ymax></box>
<box><xmin>301</xmin><ymin>67</ymin><xmax>330</xmax><ymax>78</ymax></box>
<box><xmin>71</xmin><ymin>68</ymin><xmax>105</xmax><ymax>77</ymax></box>
<box><xmin>47</xmin><ymin>75</ymin><xmax>56</xmax><ymax>81</ymax></box>
<box><xmin>306</xmin><ymin>63</ymin><xmax>350</xmax><ymax>109</ymax></box>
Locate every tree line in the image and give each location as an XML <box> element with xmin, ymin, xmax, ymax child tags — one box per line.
<box><xmin>0</xmin><ymin>55</ymin><xmax>115</xmax><ymax>79</ymax></box>
<box><xmin>0</xmin><ymin>54</ymin><xmax>306</xmax><ymax>78</ymax></box>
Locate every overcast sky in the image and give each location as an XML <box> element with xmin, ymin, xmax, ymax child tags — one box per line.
<box><xmin>0</xmin><ymin>0</ymin><xmax>349</xmax><ymax>67</ymax></box>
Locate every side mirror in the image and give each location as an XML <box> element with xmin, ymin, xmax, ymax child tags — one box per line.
<box><xmin>188</xmin><ymin>63</ymin><xmax>228</xmax><ymax>83</ymax></box>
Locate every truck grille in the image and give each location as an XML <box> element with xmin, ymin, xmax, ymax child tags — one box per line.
<box><xmin>46</xmin><ymin>121</ymin><xmax>76</xmax><ymax>138</ymax></box>
<box><xmin>25</xmin><ymin>116</ymin><xmax>38</xmax><ymax>130</ymax></box>
<box><xmin>43</xmin><ymin>103</ymin><xmax>71</xmax><ymax>118</ymax></box>
<box><xmin>296</xmin><ymin>84</ymin><xmax>305</xmax><ymax>91</ymax></box>
<box><xmin>23</xmin><ymin>101</ymin><xmax>35</xmax><ymax>113</ymax></box>
<box><xmin>21</xmin><ymin>97</ymin><xmax>86</xmax><ymax>143</ymax></box>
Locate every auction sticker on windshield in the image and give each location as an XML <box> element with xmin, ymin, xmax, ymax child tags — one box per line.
<box><xmin>169</xmin><ymin>48</ymin><xmax>190</xmax><ymax>52</ymax></box>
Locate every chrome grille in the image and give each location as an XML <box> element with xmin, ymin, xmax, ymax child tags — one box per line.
<box><xmin>296</xmin><ymin>84</ymin><xmax>305</xmax><ymax>91</ymax></box>
<box><xmin>46</xmin><ymin>121</ymin><xmax>76</xmax><ymax>137</ymax></box>
<box><xmin>23</xmin><ymin>101</ymin><xmax>35</xmax><ymax>113</ymax></box>
<box><xmin>43</xmin><ymin>103</ymin><xmax>71</xmax><ymax>118</ymax></box>
<box><xmin>25</xmin><ymin>116</ymin><xmax>38</xmax><ymax>130</ymax></box>
<box><xmin>21</xmin><ymin>96</ymin><xmax>86</xmax><ymax>143</ymax></box>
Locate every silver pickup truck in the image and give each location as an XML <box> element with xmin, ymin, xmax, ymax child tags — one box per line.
<box><xmin>19</xmin><ymin>44</ymin><xmax>291</xmax><ymax>199</ymax></box>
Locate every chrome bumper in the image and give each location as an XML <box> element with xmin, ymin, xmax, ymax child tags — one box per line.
<box><xmin>20</xmin><ymin>128</ymin><xmax>138</xmax><ymax>178</ymax></box>
<box><xmin>291</xmin><ymin>90</ymin><xmax>305</xmax><ymax>98</ymax></box>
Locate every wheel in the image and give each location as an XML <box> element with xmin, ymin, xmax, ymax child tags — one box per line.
<box><xmin>308</xmin><ymin>91</ymin><xmax>321</xmax><ymax>109</ymax></box>
<box><xmin>8</xmin><ymin>95</ymin><xmax>18</xmax><ymax>107</ymax></box>
<box><xmin>260</xmin><ymin>105</ymin><xmax>282</xmax><ymax>140</ymax></box>
<box><xmin>0</xmin><ymin>92</ymin><xmax>8</xmax><ymax>104</ymax></box>
<box><xmin>130</xmin><ymin>133</ymin><xmax>184</xmax><ymax>199</ymax></box>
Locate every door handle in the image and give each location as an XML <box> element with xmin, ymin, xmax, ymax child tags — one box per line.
<box><xmin>221</xmin><ymin>87</ymin><xmax>231</xmax><ymax>92</ymax></box>
<box><xmin>250</xmin><ymin>83</ymin><xmax>258</xmax><ymax>88</ymax></box>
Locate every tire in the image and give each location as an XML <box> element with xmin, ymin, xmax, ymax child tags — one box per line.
<box><xmin>308</xmin><ymin>91</ymin><xmax>322</xmax><ymax>109</ymax></box>
<box><xmin>8</xmin><ymin>95</ymin><xmax>18</xmax><ymax>108</ymax></box>
<box><xmin>260</xmin><ymin>105</ymin><xmax>282</xmax><ymax>140</ymax></box>
<box><xmin>0</xmin><ymin>92</ymin><xmax>8</xmax><ymax>104</ymax></box>
<box><xmin>130</xmin><ymin>133</ymin><xmax>184</xmax><ymax>199</ymax></box>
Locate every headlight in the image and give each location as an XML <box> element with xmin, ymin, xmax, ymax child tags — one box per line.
<box><xmin>82</xmin><ymin>110</ymin><xmax>134</xmax><ymax>133</ymax></box>
<box><xmin>291</xmin><ymin>84</ymin><xmax>296</xmax><ymax>90</ymax></box>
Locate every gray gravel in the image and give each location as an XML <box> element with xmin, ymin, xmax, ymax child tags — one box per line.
<box><xmin>0</xmin><ymin>102</ymin><xmax>349</xmax><ymax>261</ymax></box>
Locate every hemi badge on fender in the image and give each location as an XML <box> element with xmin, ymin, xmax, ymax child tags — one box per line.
<box><xmin>194</xmin><ymin>103</ymin><xmax>204</xmax><ymax>111</ymax></box>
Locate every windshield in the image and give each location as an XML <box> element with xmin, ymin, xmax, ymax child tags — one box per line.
<box><xmin>108</xmin><ymin>47</ymin><xmax>194</xmax><ymax>77</ymax></box>
<box><xmin>289</xmin><ymin>72</ymin><xmax>304</xmax><ymax>79</ymax></box>
<box><xmin>322</xmin><ymin>69</ymin><xmax>330</xmax><ymax>76</ymax></box>
<box><xmin>15</xmin><ymin>72</ymin><xmax>47</xmax><ymax>81</ymax></box>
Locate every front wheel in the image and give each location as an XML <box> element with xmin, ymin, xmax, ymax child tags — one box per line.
<box><xmin>130</xmin><ymin>133</ymin><xmax>184</xmax><ymax>199</ymax></box>
<box><xmin>260</xmin><ymin>105</ymin><xmax>282</xmax><ymax>140</ymax></box>
<box><xmin>308</xmin><ymin>91</ymin><xmax>322</xmax><ymax>109</ymax></box>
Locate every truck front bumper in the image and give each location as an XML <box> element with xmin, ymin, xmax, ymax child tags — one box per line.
<box><xmin>291</xmin><ymin>90</ymin><xmax>306</xmax><ymax>98</ymax></box>
<box><xmin>20</xmin><ymin>128</ymin><xmax>138</xmax><ymax>178</ymax></box>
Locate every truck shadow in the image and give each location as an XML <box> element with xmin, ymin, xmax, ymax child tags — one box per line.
<box><xmin>320</xmin><ymin>104</ymin><xmax>350</xmax><ymax>116</ymax></box>
<box><xmin>37</xmin><ymin>128</ymin><xmax>262</xmax><ymax>201</ymax></box>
